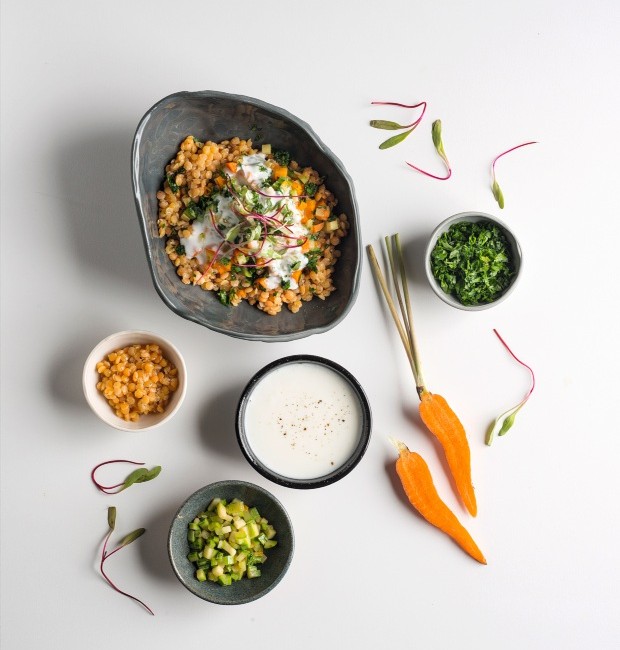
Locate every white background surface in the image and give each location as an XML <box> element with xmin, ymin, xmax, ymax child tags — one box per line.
<box><xmin>2</xmin><ymin>1</ymin><xmax>619</xmax><ymax>648</ymax></box>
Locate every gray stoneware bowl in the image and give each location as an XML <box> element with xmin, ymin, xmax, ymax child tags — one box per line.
<box><xmin>425</xmin><ymin>211</ymin><xmax>522</xmax><ymax>311</ymax></box>
<box><xmin>131</xmin><ymin>90</ymin><xmax>361</xmax><ymax>342</ymax></box>
<box><xmin>168</xmin><ymin>480</ymin><xmax>294</xmax><ymax>605</ymax></box>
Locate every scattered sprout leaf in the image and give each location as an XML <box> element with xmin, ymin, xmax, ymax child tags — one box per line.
<box><xmin>379</xmin><ymin>127</ymin><xmax>416</xmax><ymax>150</ymax></box>
<box><xmin>108</xmin><ymin>506</ymin><xmax>116</xmax><ymax>531</ymax></box>
<box><xmin>492</xmin><ymin>179</ymin><xmax>505</xmax><ymax>209</ymax></box>
<box><xmin>370</xmin><ymin>119</ymin><xmax>409</xmax><ymax>130</ymax></box>
<box><xmin>118</xmin><ymin>528</ymin><xmax>146</xmax><ymax>548</ymax></box>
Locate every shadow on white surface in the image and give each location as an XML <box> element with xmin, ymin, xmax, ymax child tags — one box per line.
<box><xmin>53</xmin><ymin>125</ymin><xmax>151</xmax><ymax>291</ymax></box>
<box><xmin>197</xmin><ymin>383</ymin><xmax>247</xmax><ymax>459</ymax></box>
<box><xmin>45</xmin><ymin>321</ymin><xmax>121</xmax><ymax>412</ymax></box>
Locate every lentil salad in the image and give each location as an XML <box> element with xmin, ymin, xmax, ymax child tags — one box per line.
<box><xmin>156</xmin><ymin>137</ymin><xmax>349</xmax><ymax>315</ymax></box>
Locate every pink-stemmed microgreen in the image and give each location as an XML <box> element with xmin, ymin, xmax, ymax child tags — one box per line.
<box><xmin>370</xmin><ymin>100</ymin><xmax>427</xmax><ymax>150</ymax></box>
<box><xmin>491</xmin><ymin>141</ymin><xmax>537</xmax><ymax>209</ymax></box>
<box><xmin>405</xmin><ymin>119</ymin><xmax>452</xmax><ymax>180</ymax></box>
<box><xmin>485</xmin><ymin>328</ymin><xmax>536</xmax><ymax>446</ymax></box>
<box><xmin>100</xmin><ymin>506</ymin><xmax>154</xmax><ymax>615</ymax></box>
<box><xmin>91</xmin><ymin>460</ymin><xmax>161</xmax><ymax>495</ymax></box>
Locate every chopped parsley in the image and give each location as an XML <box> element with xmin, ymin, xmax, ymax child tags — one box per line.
<box><xmin>304</xmin><ymin>182</ymin><xmax>318</xmax><ymax>198</ymax></box>
<box><xmin>430</xmin><ymin>220</ymin><xmax>515</xmax><ymax>305</ymax></box>
<box><xmin>175</xmin><ymin>244</ymin><xmax>186</xmax><ymax>256</ymax></box>
<box><xmin>273</xmin><ymin>150</ymin><xmax>291</xmax><ymax>166</ymax></box>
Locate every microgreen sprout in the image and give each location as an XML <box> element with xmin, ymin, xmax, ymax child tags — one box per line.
<box><xmin>370</xmin><ymin>100</ymin><xmax>427</xmax><ymax>149</ymax></box>
<box><xmin>100</xmin><ymin>507</ymin><xmax>154</xmax><ymax>615</ymax></box>
<box><xmin>91</xmin><ymin>460</ymin><xmax>161</xmax><ymax>494</ymax></box>
<box><xmin>491</xmin><ymin>141</ymin><xmax>537</xmax><ymax>209</ymax></box>
<box><xmin>406</xmin><ymin>120</ymin><xmax>452</xmax><ymax>180</ymax></box>
<box><xmin>486</xmin><ymin>329</ymin><xmax>536</xmax><ymax>446</ymax></box>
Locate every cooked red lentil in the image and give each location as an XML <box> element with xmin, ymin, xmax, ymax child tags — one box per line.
<box><xmin>95</xmin><ymin>344</ymin><xmax>178</xmax><ymax>422</ymax></box>
<box><xmin>156</xmin><ymin>137</ymin><xmax>349</xmax><ymax>315</ymax></box>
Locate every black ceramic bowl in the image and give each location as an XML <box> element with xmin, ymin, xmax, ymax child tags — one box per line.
<box><xmin>236</xmin><ymin>355</ymin><xmax>372</xmax><ymax>489</ymax></box>
<box><xmin>131</xmin><ymin>90</ymin><xmax>361</xmax><ymax>342</ymax></box>
<box><xmin>168</xmin><ymin>480</ymin><xmax>294</xmax><ymax>605</ymax></box>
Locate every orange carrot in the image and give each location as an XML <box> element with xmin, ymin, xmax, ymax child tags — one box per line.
<box><xmin>419</xmin><ymin>391</ymin><xmax>477</xmax><ymax>517</ymax></box>
<box><xmin>225</xmin><ymin>161</ymin><xmax>238</xmax><ymax>173</ymax></box>
<box><xmin>367</xmin><ymin>237</ymin><xmax>478</xmax><ymax>517</ymax></box>
<box><xmin>392</xmin><ymin>439</ymin><xmax>486</xmax><ymax>564</ymax></box>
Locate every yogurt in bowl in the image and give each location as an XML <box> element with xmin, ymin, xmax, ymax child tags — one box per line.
<box><xmin>236</xmin><ymin>355</ymin><xmax>371</xmax><ymax>488</ymax></box>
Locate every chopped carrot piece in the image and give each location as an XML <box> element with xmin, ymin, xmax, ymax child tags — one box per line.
<box><xmin>301</xmin><ymin>239</ymin><xmax>311</xmax><ymax>253</ymax></box>
<box><xmin>312</xmin><ymin>223</ymin><xmax>324</xmax><ymax>233</ymax></box>
<box><xmin>273</xmin><ymin>165</ymin><xmax>288</xmax><ymax>179</ymax></box>
<box><xmin>305</xmin><ymin>198</ymin><xmax>316</xmax><ymax>212</ymax></box>
<box><xmin>257</xmin><ymin>277</ymin><xmax>268</xmax><ymax>289</ymax></box>
<box><xmin>225</xmin><ymin>162</ymin><xmax>238</xmax><ymax>173</ymax></box>
<box><xmin>291</xmin><ymin>270</ymin><xmax>302</xmax><ymax>284</ymax></box>
<box><xmin>290</xmin><ymin>180</ymin><xmax>304</xmax><ymax>196</ymax></box>
<box><xmin>214</xmin><ymin>176</ymin><xmax>225</xmax><ymax>188</ymax></box>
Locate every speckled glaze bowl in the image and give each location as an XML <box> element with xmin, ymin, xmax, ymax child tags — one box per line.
<box><xmin>168</xmin><ymin>480</ymin><xmax>294</xmax><ymax>605</ymax></box>
<box><xmin>236</xmin><ymin>355</ymin><xmax>372</xmax><ymax>489</ymax></box>
<box><xmin>132</xmin><ymin>90</ymin><xmax>361</xmax><ymax>342</ymax></box>
<box><xmin>425</xmin><ymin>211</ymin><xmax>522</xmax><ymax>311</ymax></box>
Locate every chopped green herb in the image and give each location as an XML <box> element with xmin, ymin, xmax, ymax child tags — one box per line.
<box><xmin>281</xmin><ymin>279</ymin><xmax>291</xmax><ymax>290</ymax></box>
<box><xmin>430</xmin><ymin>220</ymin><xmax>514</xmax><ymax>306</ymax></box>
<box><xmin>175</xmin><ymin>244</ymin><xmax>186</xmax><ymax>256</ymax></box>
<box><xmin>304</xmin><ymin>182</ymin><xmax>318</xmax><ymax>198</ymax></box>
<box><xmin>273</xmin><ymin>150</ymin><xmax>290</xmax><ymax>166</ymax></box>
<box><xmin>305</xmin><ymin>251</ymin><xmax>320</xmax><ymax>271</ymax></box>
<box><xmin>166</xmin><ymin>173</ymin><xmax>180</xmax><ymax>193</ymax></box>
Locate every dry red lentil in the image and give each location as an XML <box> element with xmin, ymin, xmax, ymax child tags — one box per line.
<box><xmin>95</xmin><ymin>344</ymin><xmax>178</xmax><ymax>422</ymax></box>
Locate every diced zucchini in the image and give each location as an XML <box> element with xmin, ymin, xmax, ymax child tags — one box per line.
<box><xmin>247</xmin><ymin>565</ymin><xmax>262</xmax><ymax>579</ymax></box>
<box><xmin>261</xmin><ymin>144</ymin><xmax>272</xmax><ymax>155</ymax></box>
<box><xmin>187</xmin><ymin>497</ymin><xmax>277</xmax><ymax>587</ymax></box>
<box><xmin>325</xmin><ymin>219</ymin><xmax>339</xmax><ymax>232</ymax></box>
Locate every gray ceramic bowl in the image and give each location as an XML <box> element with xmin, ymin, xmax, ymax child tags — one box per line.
<box><xmin>168</xmin><ymin>480</ymin><xmax>294</xmax><ymax>605</ymax></box>
<box><xmin>236</xmin><ymin>355</ymin><xmax>372</xmax><ymax>489</ymax></box>
<box><xmin>131</xmin><ymin>90</ymin><xmax>361</xmax><ymax>342</ymax></box>
<box><xmin>425</xmin><ymin>211</ymin><xmax>522</xmax><ymax>311</ymax></box>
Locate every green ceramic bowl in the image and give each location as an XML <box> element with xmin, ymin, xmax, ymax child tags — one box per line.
<box><xmin>168</xmin><ymin>480</ymin><xmax>294</xmax><ymax>605</ymax></box>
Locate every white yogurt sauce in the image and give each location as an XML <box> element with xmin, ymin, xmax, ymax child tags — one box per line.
<box><xmin>179</xmin><ymin>153</ymin><xmax>309</xmax><ymax>288</ymax></box>
<box><xmin>244</xmin><ymin>362</ymin><xmax>363</xmax><ymax>480</ymax></box>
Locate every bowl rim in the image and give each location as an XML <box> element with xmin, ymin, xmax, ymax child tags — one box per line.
<box><xmin>131</xmin><ymin>89</ymin><xmax>362</xmax><ymax>342</ymax></box>
<box><xmin>424</xmin><ymin>211</ymin><xmax>523</xmax><ymax>311</ymax></box>
<box><xmin>235</xmin><ymin>354</ymin><xmax>372</xmax><ymax>489</ymax></box>
<box><xmin>82</xmin><ymin>329</ymin><xmax>187</xmax><ymax>432</ymax></box>
<box><xmin>167</xmin><ymin>479</ymin><xmax>294</xmax><ymax>605</ymax></box>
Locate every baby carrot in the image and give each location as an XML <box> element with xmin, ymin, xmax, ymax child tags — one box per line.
<box><xmin>418</xmin><ymin>392</ymin><xmax>477</xmax><ymax>517</ymax></box>
<box><xmin>391</xmin><ymin>439</ymin><xmax>486</xmax><ymax>564</ymax></box>
<box><xmin>367</xmin><ymin>237</ymin><xmax>478</xmax><ymax>517</ymax></box>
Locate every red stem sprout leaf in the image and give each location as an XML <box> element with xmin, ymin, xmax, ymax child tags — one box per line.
<box><xmin>491</xmin><ymin>141</ymin><xmax>538</xmax><ymax>209</ymax></box>
<box><xmin>485</xmin><ymin>328</ymin><xmax>536</xmax><ymax>446</ymax></box>
<box><xmin>405</xmin><ymin>120</ymin><xmax>452</xmax><ymax>180</ymax></box>
<box><xmin>91</xmin><ymin>460</ymin><xmax>161</xmax><ymax>494</ymax></box>
<box><xmin>369</xmin><ymin>101</ymin><xmax>427</xmax><ymax>149</ymax></box>
<box><xmin>100</xmin><ymin>508</ymin><xmax>154</xmax><ymax>615</ymax></box>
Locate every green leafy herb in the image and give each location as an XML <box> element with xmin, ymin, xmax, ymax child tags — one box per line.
<box><xmin>430</xmin><ymin>220</ymin><xmax>514</xmax><ymax>305</ymax></box>
<box><xmin>485</xmin><ymin>329</ymin><xmax>535</xmax><ymax>446</ymax></box>
<box><xmin>100</xmin><ymin>508</ymin><xmax>153</xmax><ymax>615</ymax></box>
<box><xmin>175</xmin><ymin>244</ymin><xmax>186</xmax><ymax>256</ymax></box>
<box><xmin>166</xmin><ymin>173</ymin><xmax>180</xmax><ymax>193</ymax></box>
<box><xmin>304</xmin><ymin>182</ymin><xmax>318</xmax><ymax>198</ymax></box>
<box><xmin>370</xmin><ymin>119</ymin><xmax>411</xmax><ymax>130</ymax></box>
<box><xmin>91</xmin><ymin>460</ymin><xmax>162</xmax><ymax>494</ymax></box>
<box><xmin>273</xmin><ymin>150</ymin><xmax>290</xmax><ymax>166</ymax></box>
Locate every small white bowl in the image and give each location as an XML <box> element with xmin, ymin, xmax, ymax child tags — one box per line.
<box><xmin>425</xmin><ymin>211</ymin><xmax>522</xmax><ymax>311</ymax></box>
<box><xmin>83</xmin><ymin>330</ymin><xmax>187</xmax><ymax>431</ymax></box>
